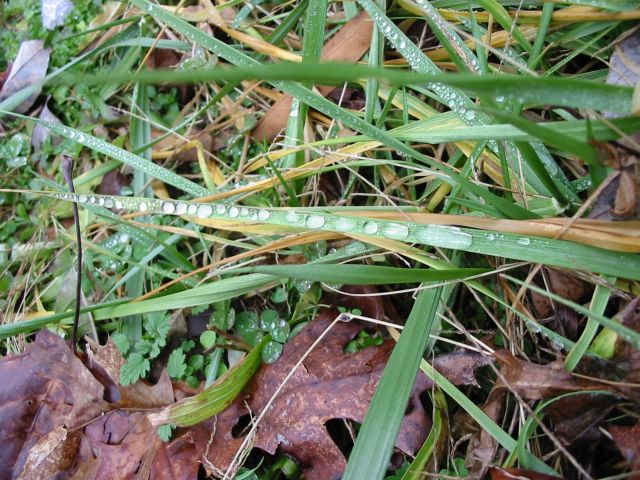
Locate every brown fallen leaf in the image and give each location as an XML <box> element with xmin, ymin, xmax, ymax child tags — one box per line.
<box><xmin>80</xmin><ymin>411</ymin><xmax>156</xmax><ymax>479</ymax></box>
<box><xmin>494</xmin><ymin>350</ymin><xmax>613</xmax><ymax>400</ymax></box>
<box><xmin>97</xmin><ymin>169</ymin><xmax>130</xmax><ymax>198</ymax></box>
<box><xmin>462</xmin><ymin>387</ymin><xmax>506</xmax><ymax>476</ymax></box>
<box><xmin>16</xmin><ymin>426</ymin><xmax>81</xmax><ymax>480</ymax></box>
<box><xmin>546</xmin><ymin>394</ymin><xmax>614</xmax><ymax>446</ymax></box>
<box><xmin>608</xmin><ymin>422</ymin><xmax>640</xmax><ymax>480</ymax></box>
<box><xmin>204</xmin><ymin>310</ymin><xmax>491</xmax><ymax>479</ymax></box>
<box><xmin>1</xmin><ymin>331</ymin><xmax>206</xmax><ymax>480</ymax></box>
<box><xmin>530</xmin><ymin>268</ymin><xmax>590</xmax><ymax>340</ymax></box>
<box><xmin>251</xmin><ymin>11</ymin><xmax>373</xmax><ymax>141</ymax></box>
<box><xmin>607</xmin><ymin>29</ymin><xmax>640</xmax><ymax>89</ymax></box>
<box><xmin>0</xmin><ymin>40</ymin><xmax>51</xmax><ymax>113</ymax></box>
<box><xmin>612</xmin><ymin>297</ymin><xmax>640</xmax><ymax>401</ymax></box>
<box><xmin>85</xmin><ymin>337</ymin><xmax>174</xmax><ymax>408</ymax></box>
<box><xmin>31</xmin><ymin>103</ymin><xmax>62</xmax><ymax>151</ymax></box>
<box><xmin>0</xmin><ymin>329</ymin><xmax>108</xmax><ymax>479</ymax></box>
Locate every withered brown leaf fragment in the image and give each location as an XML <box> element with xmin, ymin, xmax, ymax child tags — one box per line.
<box><xmin>251</xmin><ymin>11</ymin><xmax>374</xmax><ymax>141</ymax></box>
<box><xmin>205</xmin><ymin>310</ymin><xmax>492</xmax><ymax>480</ymax></box>
<box><xmin>546</xmin><ymin>394</ymin><xmax>614</xmax><ymax>446</ymax></box>
<box><xmin>85</xmin><ymin>338</ymin><xmax>174</xmax><ymax>408</ymax></box>
<box><xmin>0</xmin><ymin>329</ymin><xmax>107</xmax><ymax>480</ymax></box>
<box><xmin>0</xmin><ymin>40</ymin><xmax>51</xmax><ymax>113</ymax></box>
<box><xmin>493</xmin><ymin>351</ymin><xmax>613</xmax><ymax>400</ymax></box>
<box><xmin>608</xmin><ymin>422</ymin><xmax>640</xmax><ymax>480</ymax></box>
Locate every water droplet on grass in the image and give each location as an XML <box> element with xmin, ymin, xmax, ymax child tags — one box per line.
<box><xmin>215</xmin><ymin>205</ymin><xmax>227</xmax><ymax>215</ymax></box>
<box><xmin>162</xmin><ymin>202</ymin><xmax>176</xmax><ymax>214</ymax></box>
<box><xmin>197</xmin><ymin>204</ymin><xmax>213</xmax><ymax>218</ymax></box>
<box><xmin>187</xmin><ymin>204</ymin><xmax>197</xmax><ymax>215</ymax></box>
<box><xmin>228</xmin><ymin>206</ymin><xmax>239</xmax><ymax>217</ymax></box>
<box><xmin>286</xmin><ymin>211</ymin><xmax>301</xmax><ymax>223</ymax></box>
<box><xmin>176</xmin><ymin>202</ymin><xmax>187</xmax><ymax>215</ymax></box>
<box><xmin>306</xmin><ymin>215</ymin><xmax>326</xmax><ymax>229</ymax></box>
<box><xmin>363</xmin><ymin>221</ymin><xmax>379</xmax><ymax>235</ymax></box>
<box><xmin>381</xmin><ymin>223</ymin><xmax>409</xmax><ymax>240</ymax></box>
<box><xmin>414</xmin><ymin>225</ymin><xmax>473</xmax><ymax>249</ymax></box>
<box><xmin>257</xmin><ymin>209</ymin><xmax>271</xmax><ymax>221</ymax></box>
<box><xmin>333</xmin><ymin>217</ymin><xmax>357</xmax><ymax>232</ymax></box>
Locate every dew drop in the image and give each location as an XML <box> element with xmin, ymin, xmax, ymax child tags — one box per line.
<box><xmin>257</xmin><ymin>209</ymin><xmax>271</xmax><ymax>221</ymax></box>
<box><xmin>89</xmin><ymin>196</ymin><xmax>97</xmax><ymax>204</ymax></box>
<box><xmin>104</xmin><ymin>198</ymin><xmax>114</xmax><ymax>208</ymax></box>
<box><xmin>115</xmin><ymin>199</ymin><xmax>124</xmax><ymax>209</ymax></box>
<box><xmin>78</xmin><ymin>194</ymin><xmax>88</xmax><ymax>203</ymax></box>
<box><xmin>516</xmin><ymin>237</ymin><xmax>531</xmax><ymax>246</ymax></box>
<box><xmin>362</xmin><ymin>221</ymin><xmax>379</xmax><ymax>235</ymax></box>
<box><xmin>98</xmin><ymin>197</ymin><xmax>105</xmax><ymax>206</ymax></box>
<box><xmin>381</xmin><ymin>223</ymin><xmax>409</xmax><ymax>240</ymax></box>
<box><xmin>215</xmin><ymin>205</ymin><xmax>227</xmax><ymax>215</ymax></box>
<box><xmin>286</xmin><ymin>211</ymin><xmax>301</xmax><ymax>223</ymax></box>
<box><xmin>306</xmin><ymin>215</ymin><xmax>326</xmax><ymax>229</ymax></box>
<box><xmin>228</xmin><ymin>206</ymin><xmax>239</xmax><ymax>217</ymax></box>
<box><xmin>187</xmin><ymin>204</ymin><xmax>197</xmax><ymax>215</ymax></box>
<box><xmin>197</xmin><ymin>204</ymin><xmax>213</xmax><ymax>218</ymax></box>
<box><xmin>332</xmin><ymin>216</ymin><xmax>357</xmax><ymax>232</ymax></box>
<box><xmin>240</xmin><ymin>207</ymin><xmax>249</xmax><ymax>217</ymax></box>
<box><xmin>175</xmin><ymin>202</ymin><xmax>187</xmax><ymax>215</ymax></box>
<box><xmin>139</xmin><ymin>201</ymin><xmax>148</xmax><ymax>212</ymax></box>
<box><xmin>414</xmin><ymin>225</ymin><xmax>473</xmax><ymax>249</ymax></box>
<box><xmin>162</xmin><ymin>202</ymin><xmax>176</xmax><ymax>214</ymax></box>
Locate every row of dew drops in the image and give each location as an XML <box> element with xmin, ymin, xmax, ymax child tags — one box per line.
<box><xmin>49</xmin><ymin>192</ymin><xmax>506</xmax><ymax>249</ymax></box>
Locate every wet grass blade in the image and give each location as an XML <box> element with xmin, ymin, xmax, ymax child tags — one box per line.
<box><xmin>5</xmin><ymin>111</ymin><xmax>210</xmax><ymax>197</ymax></box>
<box><xmin>233</xmin><ymin>264</ymin><xmax>489</xmax><ymax>284</ymax></box>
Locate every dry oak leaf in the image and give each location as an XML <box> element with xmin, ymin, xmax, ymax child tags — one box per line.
<box><xmin>204</xmin><ymin>310</ymin><xmax>492</xmax><ymax>480</ymax></box>
<box><xmin>0</xmin><ymin>331</ymin><xmax>205</xmax><ymax>480</ymax></box>
<box><xmin>0</xmin><ymin>329</ymin><xmax>107</xmax><ymax>480</ymax></box>
<box><xmin>493</xmin><ymin>350</ymin><xmax>614</xmax><ymax>400</ymax></box>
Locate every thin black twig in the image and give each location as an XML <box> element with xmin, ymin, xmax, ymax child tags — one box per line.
<box><xmin>61</xmin><ymin>155</ymin><xmax>82</xmax><ymax>352</ymax></box>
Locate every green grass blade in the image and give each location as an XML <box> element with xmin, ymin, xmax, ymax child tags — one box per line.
<box><xmin>93</xmin><ymin>273</ymin><xmax>274</xmax><ymax>320</ymax></box>
<box><xmin>564</xmin><ymin>275</ymin><xmax>615</xmax><ymax>371</ymax></box>
<box><xmin>64</xmin><ymin>62</ymin><xmax>636</xmax><ymax>114</ymax></box>
<box><xmin>401</xmin><ymin>389</ymin><xmax>447</xmax><ymax>480</ymax></box>
<box><xmin>40</xmin><ymin>191</ymin><xmax>640</xmax><ymax>280</ymax></box>
<box><xmin>5</xmin><ymin>112</ymin><xmax>210</xmax><ymax>197</ymax></box>
<box><xmin>417</xmin><ymin>357</ymin><xmax>558</xmax><ymax>475</ymax></box>
<box><xmin>233</xmin><ymin>264</ymin><xmax>489</xmax><ymax>284</ymax></box>
<box><xmin>149</xmin><ymin>336</ymin><xmax>269</xmax><ymax>426</ymax></box>
<box><xmin>344</xmin><ymin>286</ymin><xmax>443</xmax><ymax>480</ymax></box>
<box><xmin>504</xmin><ymin>274</ymin><xmax>640</xmax><ymax>349</ymax></box>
